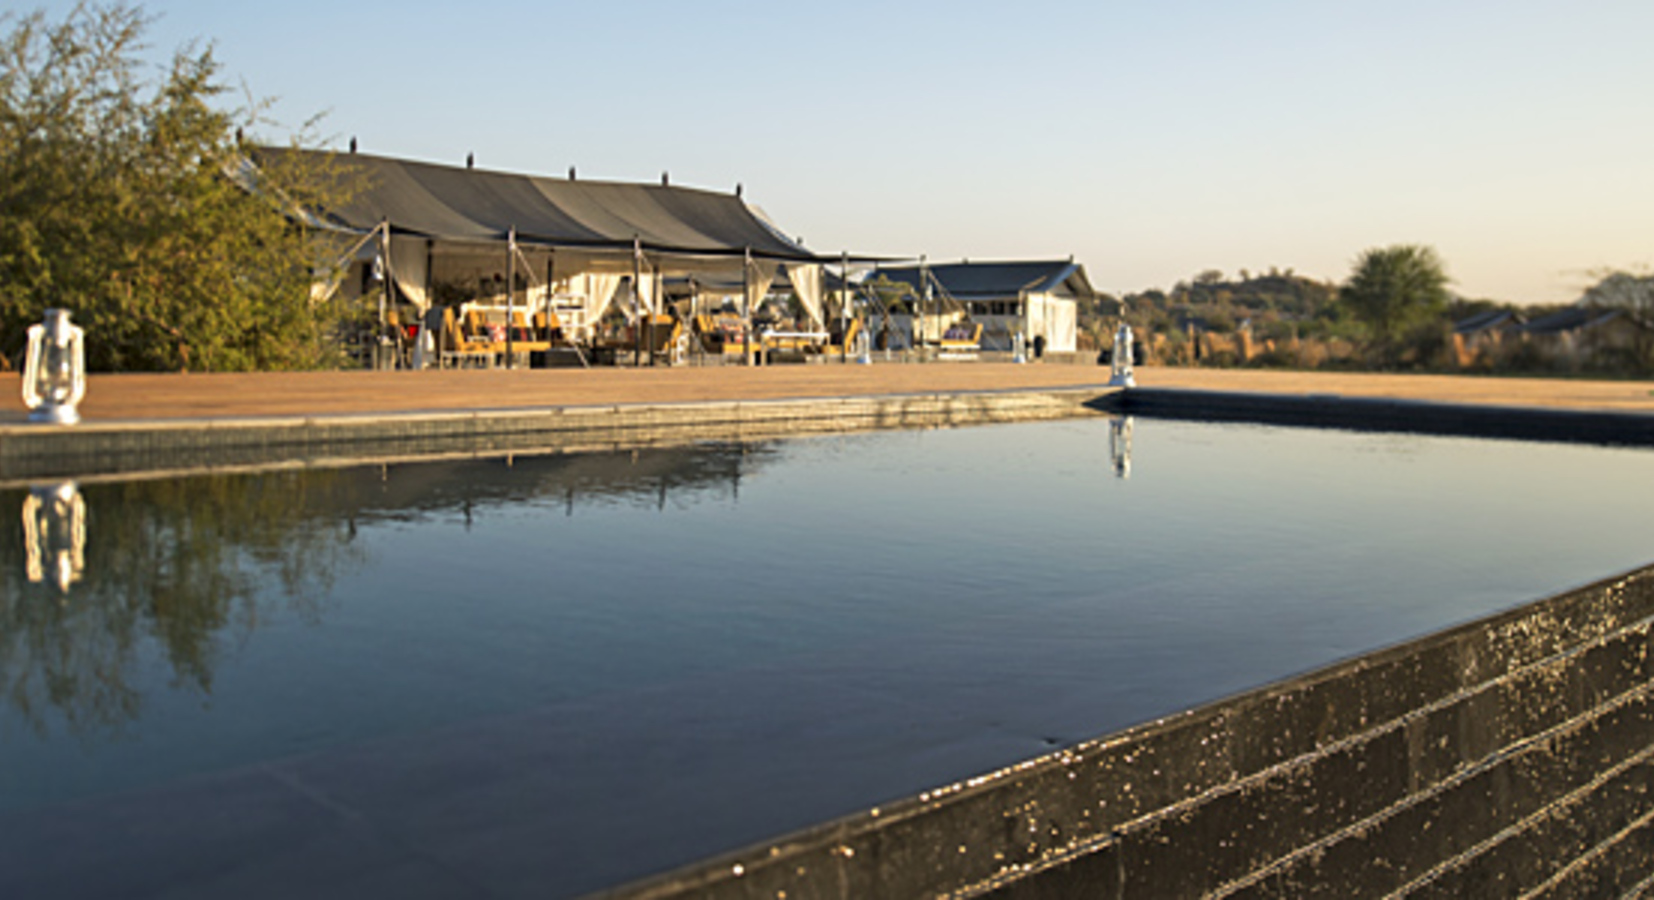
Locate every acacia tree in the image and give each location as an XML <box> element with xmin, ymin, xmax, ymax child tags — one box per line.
<box><xmin>1580</xmin><ymin>270</ymin><xmax>1654</xmax><ymax>323</ymax></box>
<box><xmin>1578</xmin><ymin>270</ymin><xmax>1654</xmax><ymax>373</ymax></box>
<box><xmin>1339</xmin><ymin>244</ymin><xmax>1452</xmax><ymax>367</ymax></box>
<box><xmin>0</xmin><ymin>4</ymin><xmax>355</xmax><ymax>371</ymax></box>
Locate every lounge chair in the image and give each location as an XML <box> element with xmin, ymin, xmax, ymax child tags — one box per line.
<box><xmin>642</xmin><ymin>314</ymin><xmax>684</xmax><ymax>364</ymax></box>
<box><xmin>939</xmin><ymin>322</ymin><xmax>982</xmax><ymax>359</ymax></box>
<box><xmin>508</xmin><ymin>311</ymin><xmax>552</xmax><ymax>353</ymax></box>
<box><xmin>829</xmin><ymin>318</ymin><xmax>863</xmax><ymax>359</ymax></box>
<box><xmin>440</xmin><ymin>307</ymin><xmax>498</xmax><ymax>367</ymax></box>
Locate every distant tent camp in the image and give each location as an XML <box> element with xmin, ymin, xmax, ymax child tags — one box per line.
<box><xmin>1513</xmin><ymin>305</ymin><xmax>1637</xmax><ymax>370</ymax></box>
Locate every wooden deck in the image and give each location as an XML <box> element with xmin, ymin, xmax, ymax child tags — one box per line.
<box><xmin>1</xmin><ymin>364</ymin><xmax>1653</xmax><ymax>424</ymax></box>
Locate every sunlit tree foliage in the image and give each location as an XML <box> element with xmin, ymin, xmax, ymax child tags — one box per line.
<box><xmin>0</xmin><ymin>3</ymin><xmax>356</xmax><ymax>371</ymax></box>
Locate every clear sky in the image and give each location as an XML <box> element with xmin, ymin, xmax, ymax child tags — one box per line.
<box><xmin>25</xmin><ymin>0</ymin><xmax>1654</xmax><ymax>303</ymax></box>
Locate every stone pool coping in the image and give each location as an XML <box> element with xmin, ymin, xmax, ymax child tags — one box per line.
<box><xmin>1111</xmin><ymin>387</ymin><xmax>1654</xmax><ymax>445</ymax></box>
<box><xmin>0</xmin><ymin>385</ymin><xmax>1114</xmax><ymax>484</ymax></box>
<box><xmin>8</xmin><ymin>377</ymin><xmax>1654</xmax><ymax>484</ymax></box>
<box><xmin>6</xmin><ymin>367</ymin><xmax>1654</xmax><ymax>424</ymax></box>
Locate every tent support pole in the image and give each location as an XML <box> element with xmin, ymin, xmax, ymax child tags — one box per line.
<box><xmin>648</xmin><ymin>261</ymin><xmax>659</xmax><ymax>367</ymax></box>
<box><xmin>633</xmin><ymin>236</ymin><xmax>643</xmax><ymax>368</ymax></box>
<box><xmin>378</xmin><ymin>219</ymin><xmax>392</xmax><ymax>370</ymax></box>
<box><xmin>331</xmin><ymin>229</ymin><xmax>379</xmax><ymax>276</ymax></box>
<box><xmin>424</xmin><ymin>238</ymin><xmax>434</xmax><ymax>358</ymax></box>
<box><xmin>506</xmin><ymin>226</ymin><xmax>516</xmax><ymax>369</ymax></box>
<box><xmin>312</xmin><ymin>226</ymin><xmax>380</xmax><ymax>310</ymax></box>
<box><xmin>743</xmin><ymin>248</ymin><xmax>753</xmax><ymax>367</ymax></box>
<box><xmin>689</xmin><ymin>278</ymin><xmax>698</xmax><ymax>366</ymax></box>
<box><xmin>422</xmin><ymin>239</ymin><xmax>434</xmax><ymax>370</ymax></box>
<box><xmin>840</xmin><ymin>250</ymin><xmax>849</xmax><ymax>363</ymax></box>
<box><xmin>920</xmin><ymin>254</ymin><xmax>930</xmax><ymax>363</ymax></box>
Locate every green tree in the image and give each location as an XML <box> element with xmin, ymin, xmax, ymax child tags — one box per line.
<box><xmin>0</xmin><ymin>3</ymin><xmax>355</xmax><ymax>371</ymax></box>
<box><xmin>1339</xmin><ymin>244</ymin><xmax>1451</xmax><ymax>355</ymax></box>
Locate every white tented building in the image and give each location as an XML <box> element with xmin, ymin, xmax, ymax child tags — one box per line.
<box><xmin>868</xmin><ymin>259</ymin><xmax>1096</xmax><ymax>355</ymax></box>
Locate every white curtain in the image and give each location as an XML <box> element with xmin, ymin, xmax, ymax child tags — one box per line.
<box><xmin>582</xmin><ymin>273</ymin><xmax>625</xmax><ymax>323</ymax></box>
<box><xmin>1052</xmin><ymin>299</ymin><xmax>1078</xmax><ymax>353</ymax></box>
<box><xmin>635</xmin><ymin>269</ymin><xmax>659</xmax><ymax>318</ymax></box>
<box><xmin>745</xmin><ymin>259</ymin><xmax>775</xmax><ymax>316</ymax></box>
<box><xmin>785</xmin><ymin>264</ymin><xmax>825</xmax><ymax>329</ymax></box>
<box><xmin>388</xmin><ymin>236</ymin><xmax>431</xmax><ymax>312</ymax></box>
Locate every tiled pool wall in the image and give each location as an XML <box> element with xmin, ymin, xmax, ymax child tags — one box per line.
<box><xmin>609</xmin><ymin>564</ymin><xmax>1654</xmax><ymax>898</ymax></box>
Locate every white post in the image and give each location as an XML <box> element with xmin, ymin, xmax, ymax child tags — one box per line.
<box><xmin>1109</xmin><ymin>322</ymin><xmax>1137</xmax><ymax>387</ymax></box>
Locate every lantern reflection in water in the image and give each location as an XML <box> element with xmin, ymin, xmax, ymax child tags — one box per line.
<box><xmin>23</xmin><ymin>482</ymin><xmax>86</xmax><ymax>593</ymax></box>
<box><xmin>1109</xmin><ymin>415</ymin><xmax>1134</xmax><ymax>479</ymax></box>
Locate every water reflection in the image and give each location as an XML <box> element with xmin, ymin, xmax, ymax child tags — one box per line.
<box><xmin>2</xmin><ymin>472</ymin><xmax>362</xmax><ymax>737</ymax></box>
<box><xmin>22</xmin><ymin>482</ymin><xmax>85</xmax><ymax>592</ymax></box>
<box><xmin>0</xmin><ymin>443</ymin><xmax>771</xmax><ymax>738</ymax></box>
<box><xmin>1109</xmin><ymin>415</ymin><xmax>1134</xmax><ymax>479</ymax></box>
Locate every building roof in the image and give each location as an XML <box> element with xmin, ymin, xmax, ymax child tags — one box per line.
<box><xmin>1452</xmin><ymin>309</ymin><xmax>1519</xmax><ymax>335</ymax></box>
<box><xmin>869</xmin><ymin>260</ymin><xmax>1096</xmax><ymax>301</ymax></box>
<box><xmin>1517</xmin><ymin>306</ymin><xmax>1622</xmax><ymax>336</ymax></box>
<box><xmin>257</xmin><ymin>148</ymin><xmax>822</xmax><ymax>261</ymax></box>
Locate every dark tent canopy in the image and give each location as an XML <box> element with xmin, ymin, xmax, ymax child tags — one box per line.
<box><xmin>259</xmin><ymin>148</ymin><xmax>822</xmax><ymax>262</ymax></box>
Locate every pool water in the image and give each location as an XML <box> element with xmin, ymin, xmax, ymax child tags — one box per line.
<box><xmin>4</xmin><ymin>416</ymin><xmax>1654</xmax><ymax>896</ymax></box>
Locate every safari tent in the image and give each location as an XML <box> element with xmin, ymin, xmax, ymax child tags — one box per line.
<box><xmin>258</xmin><ymin>148</ymin><xmax>840</xmax><ymax>363</ymax></box>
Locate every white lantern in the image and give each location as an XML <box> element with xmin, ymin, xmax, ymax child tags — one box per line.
<box><xmin>22</xmin><ymin>309</ymin><xmax>87</xmax><ymax>425</ymax></box>
<box><xmin>23</xmin><ymin>481</ymin><xmax>86</xmax><ymax>593</ymax></box>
